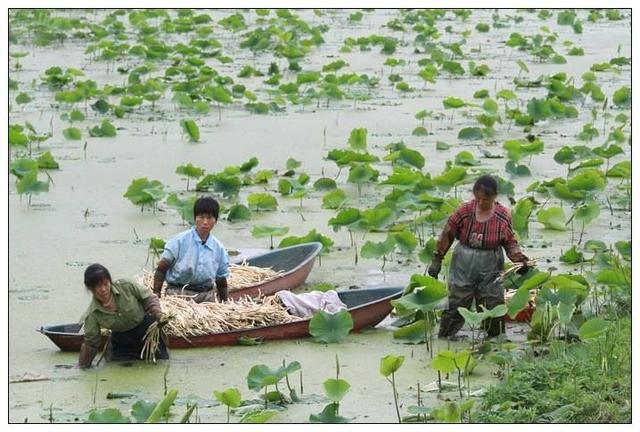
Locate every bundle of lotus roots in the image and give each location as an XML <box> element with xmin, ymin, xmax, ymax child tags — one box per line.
<box><xmin>136</xmin><ymin>262</ymin><xmax>284</xmax><ymax>295</ymax></box>
<box><xmin>493</xmin><ymin>259</ymin><xmax>538</xmax><ymax>284</ymax></box>
<box><xmin>141</xmin><ymin>295</ymin><xmax>297</xmax><ymax>362</ymax></box>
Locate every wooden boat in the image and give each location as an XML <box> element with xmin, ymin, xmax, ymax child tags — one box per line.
<box><xmin>38</xmin><ymin>286</ymin><xmax>404</xmax><ymax>352</ymax></box>
<box><xmin>227</xmin><ymin>241</ymin><xmax>323</xmax><ymax>299</ymax></box>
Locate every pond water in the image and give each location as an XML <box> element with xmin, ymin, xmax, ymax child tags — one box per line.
<box><xmin>8</xmin><ymin>9</ymin><xmax>631</xmax><ymax>422</ymax></box>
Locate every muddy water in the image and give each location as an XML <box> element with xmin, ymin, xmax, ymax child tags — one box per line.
<box><xmin>8</xmin><ymin>9</ymin><xmax>630</xmax><ymax>422</ymax></box>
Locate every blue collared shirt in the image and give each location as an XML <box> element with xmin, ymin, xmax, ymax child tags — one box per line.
<box><xmin>162</xmin><ymin>227</ymin><xmax>229</xmax><ymax>286</ymax></box>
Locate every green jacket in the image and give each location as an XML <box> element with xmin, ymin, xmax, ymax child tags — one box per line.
<box><xmin>82</xmin><ymin>279</ymin><xmax>151</xmax><ymax>350</ymax></box>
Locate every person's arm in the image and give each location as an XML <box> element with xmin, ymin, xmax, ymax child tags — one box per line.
<box><xmin>143</xmin><ymin>293</ymin><xmax>163</xmax><ymax>321</ymax></box>
<box><xmin>215</xmin><ymin>278</ymin><xmax>228</xmax><ymax>301</ymax></box>
<box><xmin>78</xmin><ymin>316</ymin><xmax>101</xmax><ymax>369</ymax></box>
<box><xmin>500</xmin><ymin>210</ymin><xmax>530</xmax><ymax>274</ymax></box>
<box><xmin>215</xmin><ymin>247</ymin><xmax>230</xmax><ymax>301</ymax></box>
<box><xmin>433</xmin><ymin>222</ymin><xmax>457</xmax><ymax>261</ymax></box>
<box><xmin>153</xmin><ymin>258</ymin><xmax>172</xmax><ymax>296</ymax></box>
<box><xmin>78</xmin><ymin>343</ymin><xmax>98</xmax><ymax>369</ymax></box>
<box><xmin>428</xmin><ymin>208</ymin><xmax>463</xmax><ymax>278</ymax></box>
<box><xmin>503</xmin><ymin>228</ymin><xmax>528</xmax><ymax>264</ymax></box>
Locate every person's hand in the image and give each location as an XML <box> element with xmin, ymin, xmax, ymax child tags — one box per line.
<box><xmin>155</xmin><ymin>312</ymin><xmax>168</xmax><ymax>325</ymax></box>
<box><xmin>156</xmin><ymin>311</ymin><xmax>174</xmax><ymax>328</ymax></box>
<box><xmin>516</xmin><ymin>260</ymin><xmax>530</xmax><ymax>275</ymax></box>
<box><xmin>428</xmin><ymin>259</ymin><xmax>442</xmax><ymax>279</ymax></box>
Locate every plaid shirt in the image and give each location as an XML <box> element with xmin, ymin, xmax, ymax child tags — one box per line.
<box><xmin>434</xmin><ymin>200</ymin><xmax>527</xmax><ymax>263</ymax></box>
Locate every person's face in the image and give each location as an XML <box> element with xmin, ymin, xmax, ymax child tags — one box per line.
<box><xmin>195</xmin><ymin>213</ymin><xmax>216</xmax><ymax>237</ymax></box>
<box><xmin>474</xmin><ymin>189</ymin><xmax>496</xmax><ymax>211</ymax></box>
<box><xmin>91</xmin><ymin>278</ymin><xmax>112</xmax><ymax>304</ymax></box>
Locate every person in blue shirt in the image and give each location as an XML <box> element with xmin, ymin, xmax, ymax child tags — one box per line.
<box><xmin>153</xmin><ymin>197</ymin><xmax>229</xmax><ymax>303</ymax></box>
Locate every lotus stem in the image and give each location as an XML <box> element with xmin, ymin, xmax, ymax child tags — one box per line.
<box><xmin>391</xmin><ymin>373</ymin><xmax>401</xmax><ymax>423</ymax></box>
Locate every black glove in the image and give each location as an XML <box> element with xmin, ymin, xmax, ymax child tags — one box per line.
<box><xmin>428</xmin><ymin>259</ymin><xmax>442</xmax><ymax>278</ymax></box>
<box><xmin>516</xmin><ymin>260</ymin><xmax>530</xmax><ymax>275</ymax></box>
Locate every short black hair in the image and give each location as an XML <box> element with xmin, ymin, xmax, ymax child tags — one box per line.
<box><xmin>84</xmin><ymin>263</ymin><xmax>112</xmax><ymax>290</ymax></box>
<box><xmin>193</xmin><ymin>196</ymin><xmax>220</xmax><ymax>220</ymax></box>
<box><xmin>473</xmin><ymin>175</ymin><xmax>498</xmax><ymax>197</ymax></box>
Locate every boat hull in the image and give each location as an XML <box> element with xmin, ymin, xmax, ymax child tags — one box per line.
<box><xmin>39</xmin><ymin>287</ymin><xmax>403</xmax><ymax>352</ymax></box>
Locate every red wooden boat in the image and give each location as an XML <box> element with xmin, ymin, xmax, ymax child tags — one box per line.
<box><xmin>38</xmin><ymin>287</ymin><xmax>403</xmax><ymax>352</ymax></box>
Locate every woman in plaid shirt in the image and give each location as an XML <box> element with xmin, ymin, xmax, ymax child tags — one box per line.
<box><xmin>428</xmin><ymin>175</ymin><xmax>530</xmax><ymax>338</ymax></box>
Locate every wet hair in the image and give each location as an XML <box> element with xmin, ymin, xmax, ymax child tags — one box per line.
<box><xmin>193</xmin><ymin>196</ymin><xmax>220</xmax><ymax>220</ymax></box>
<box><xmin>473</xmin><ymin>175</ymin><xmax>498</xmax><ymax>197</ymax></box>
<box><xmin>84</xmin><ymin>263</ymin><xmax>112</xmax><ymax>290</ymax></box>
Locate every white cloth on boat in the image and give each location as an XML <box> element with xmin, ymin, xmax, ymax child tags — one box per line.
<box><xmin>275</xmin><ymin>290</ymin><xmax>347</xmax><ymax>318</ymax></box>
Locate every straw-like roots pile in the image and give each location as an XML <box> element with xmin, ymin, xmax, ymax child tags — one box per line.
<box><xmin>141</xmin><ymin>295</ymin><xmax>297</xmax><ymax>362</ymax></box>
<box><xmin>136</xmin><ymin>262</ymin><xmax>284</xmax><ymax>294</ymax></box>
<box><xmin>161</xmin><ymin>295</ymin><xmax>297</xmax><ymax>337</ymax></box>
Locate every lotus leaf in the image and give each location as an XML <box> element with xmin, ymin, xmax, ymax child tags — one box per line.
<box><xmin>33</xmin><ymin>152</ymin><xmax>58</xmax><ymax>171</ymax></box>
<box><xmin>328</xmin><ymin>208</ymin><xmax>361</xmax><ymax>231</ymax></box>
<box><xmin>16</xmin><ymin>170</ymin><xmax>49</xmax><ymax>196</ymax></box>
<box><xmin>606</xmin><ymin>161</ymin><xmax>630</xmax><ymax>179</ymax></box>
<box><xmin>87</xmin><ymin>408</ymin><xmax>130</xmax><ymax>423</ymax></box>
<box><xmin>592</xmin><ymin>144</ymin><xmax>623</xmax><ymax>160</ymax></box>
<box><xmin>309</xmin><ymin>310</ymin><xmax>353</xmax><ymax>343</ymax></box>
<box><xmin>130</xmin><ymin>400</ymin><xmax>157</xmax><ymax>423</ymax></box>
<box><xmin>251</xmin><ymin>225</ymin><xmax>289</xmax><ymax>238</ymax></box>
<box><xmin>551</xmin><ymin>182</ymin><xmax>586</xmax><ymax>202</ymax></box>
<box><xmin>180</xmin><ymin>120</ymin><xmax>200</xmax><ymax>142</ymax></box>
<box><xmin>457</xmin><ymin>307</ymin><xmax>486</xmax><ymax>327</ymax></box>
<box><xmin>506</xmin><ymin>161</ymin><xmax>531</xmax><ymax>177</ymax></box>
<box><xmin>322</xmin><ymin>189</ymin><xmax>347</xmax><ymax>209</ymax></box>
<box><xmin>612</xmin><ymin>86</ymin><xmax>630</xmax><ymax>108</ymax></box>
<box><xmin>313</xmin><ymin>177</ymin><xmax>337</xmax><ymax>191</ymax></box>
<box><xmin>537</xmin><ymin>207</ymin><xmax>566</xmax><ymax>231</ymax></box>
<box><xmin>247</xmin><ymin>193</ymin><xmax>277</xmax><ymax>211</ymax></box>
<box><xmin>393</xmin><ymin>319</ymin><xmax>432</xmax><ymax>344</ymax></box>
<box><xmin>361</xmin><ymin>206</ymin><xmax>394</xmax><ymax>230</ymax></box>
<box><xmin>394</xmin><ymin>279</ymin><xmax>447</xmax><ymax>311</ymax></box>
<box><xmin>166</xmin><ymin>193</ymin><xmax>197</xmax><ymax>224</ymax></box>
<box><xmin>10</xmin><ymin>158</ymin><xmax>38</xmax><ymax>179</ymax></box>
<box><xmin>247</xmin><ymin>365</ymin><xmax>284</xmax><ymax>391</ymax></box>
<box><xmin>279</xmin><ymin>229</ymin><xmax>333</xmax><ymax>252</ymax></box>
<box><xmin>63</xmin><ymin>127</ymin><xmax>82</xmax><ymax>140</ymax></box>
<box><xmin>567</xmin><ymin>169</ymin><xmax>605</xmax><ymax>192</ymax></box>
<box><xmin>583</xmin><ymin>240</ymin><xmax>607</xmax><ymax>253</ymax></box>
<box><xmin>145</xmin><ymin>389</ymin><xmax>178</xmax><ymax>423</ymax></box>
<box><xmin>379</xmin><ymin>354</ymin><xmax>405</xmax><ymax>377</ymax></box>
<box><xmin>239</xmin><ymin>409</ymin><xmax>278</xmax><ymax>423</ymax></box>
<box><xmin>596</xmin><ymin>269</ymin><xmax>630</xmax><ymax>288</ymax></box>
<box><xmin>348</xmin><ymin>127</ymin><xmax>368</xmax><ymax>151</ymax></box>
<box><xmin>175</xmin><ymin>163</ymin><xmax>204</xmax><ymax>179</ymax></box>
<box><xmin>309</xmin><ymin>403</ymin><xmax>350</xmax><ymax>423</ymax></box>
<box><xmin>614</xmin><ymin>240</ymin><xmax>630</xmax><ymax>260</ymax></box>
<box><xmin>433</xmin><ymin>166</ymin><xmax>467</xmax><ymax>190</ymax></box>
<box><xmin>457</xmin><ymin>127</ymin><xmax>484</xmax><ymax>140</ymax></box>
<box><xmin>431</xmin><ymin>351</ymin><xmax>456</xmax><ymax>374</ymax></box>
<box><xmin>442</xmin><ymin>97</ymin><xmax>465</xmax><ymax>109</ymax></box>
<box><xmin>227</xmin><ymin>204</ymin><xmax>251</xmax><ymax>222</ymax></box>
<box><xmin>361</xmin><ymin>235</ymin><xmax>396</xmax><ymax>259</ymax></box>
<box><xmin>506</xmin><ymin>285</ymin><xmax>531</xmax><ymax>319</ymax></box>
<box><xmin>455</xmin><ymin>151</ymin><xmax>479</xmax><ymax>166</ymax></box>
<box><xmin>417</xmin><ymin>238</ymin><xmax>438</xmax><ymax>265</ymax></box>
<box><xmin>323</xmin><ymin>378</ymin><xmax>350</xmax><ymax>403</ymax></box>
<box><xmin>512</xmin><ymin>198</ymin><xmax>533</xmax><ymax>239</ymax></box>
<box><xmin>393</xmin><ymin>230</ymin><xmax>417</xmax><ymax>254</ymax></box>
<box><xmin>347</xmin><ymin>163</ymin><xmax>378</xmax><ymax>185</ymax></box>
<box><xmin>9</xmin><ymin>125</ymin><xmax>28</xmax><ymax>147</ymax></box>
<box><xmin>579</xmin><ymin>318</ymin><xmax>609</xmax><ymax>340</ymax></box>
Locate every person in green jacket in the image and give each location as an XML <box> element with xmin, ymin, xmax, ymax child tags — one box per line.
<box><xmin>78</xmin><ymin>264</ymin><xmax>168</xmax><ymax>368</ymax></box>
